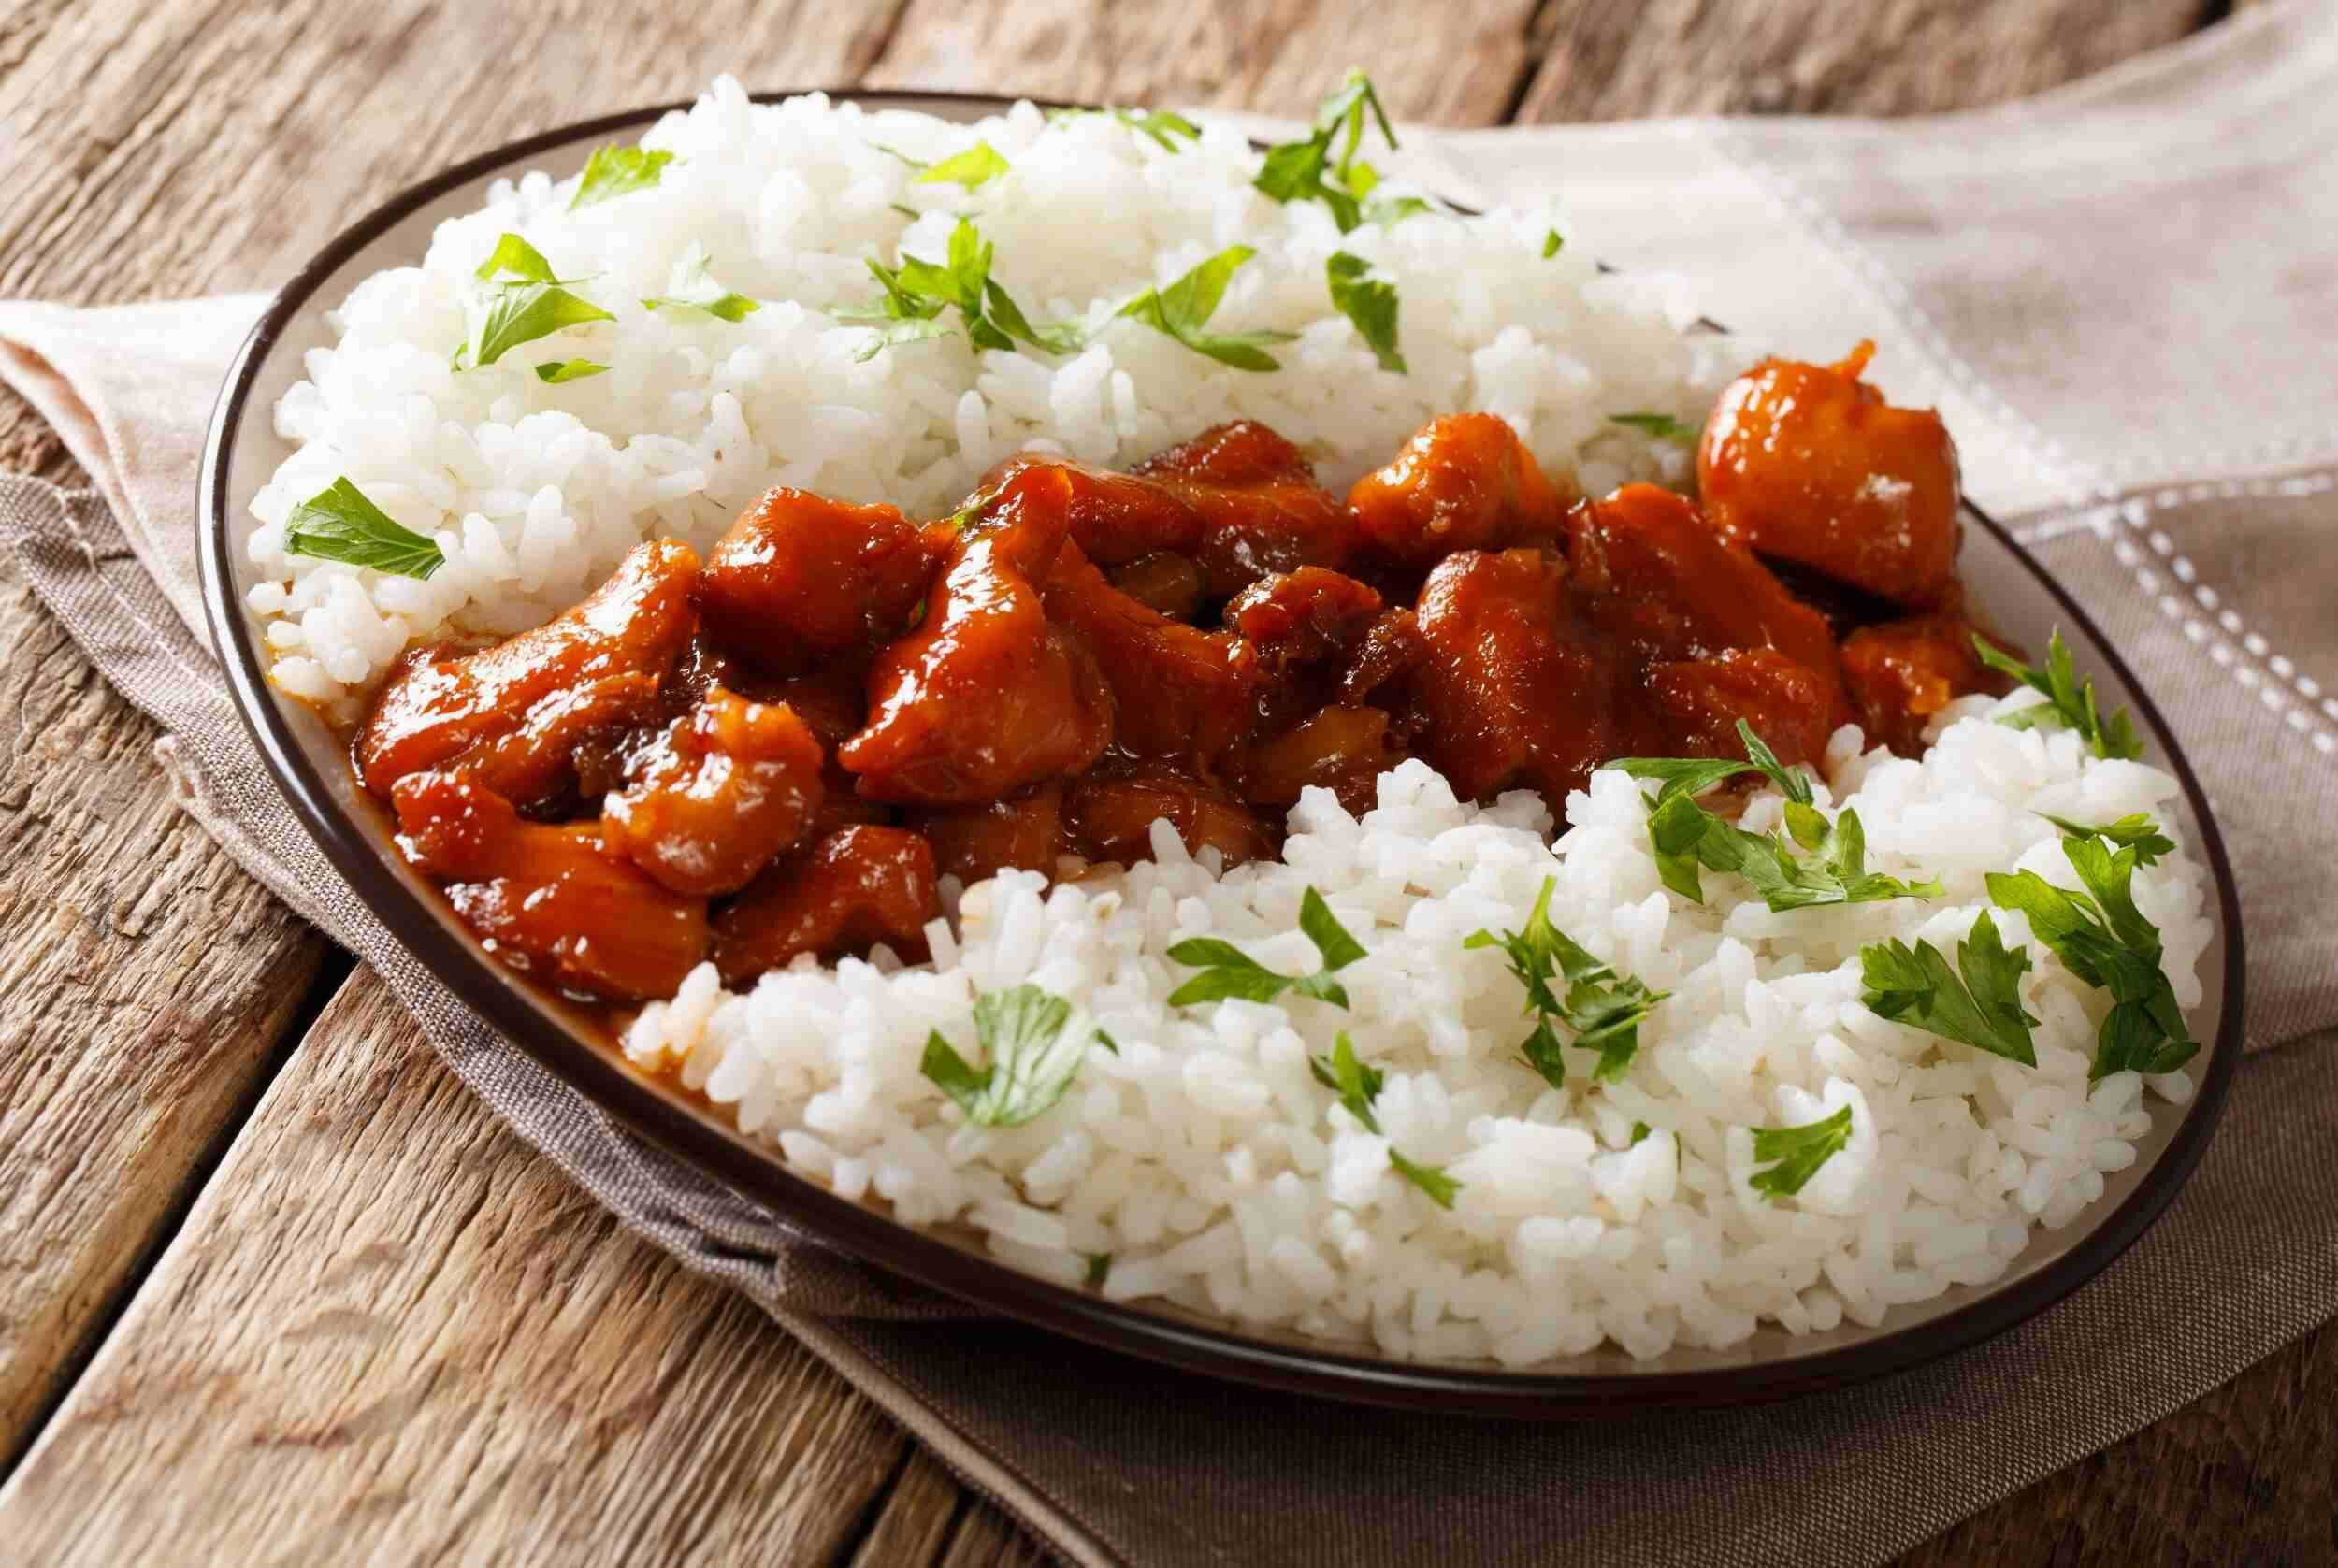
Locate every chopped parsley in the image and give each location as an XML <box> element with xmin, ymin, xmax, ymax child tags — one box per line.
<box><xmin>642</xmin><ymin>243</ymin><xmax>761</xmax><ymax>321</ymax></box>
<box><xmin>1541</xmin><ymin>228</ymin><xmax>1565</xmax><ymax>258</ymax></box>
<box><xmin>1748</xmin><ymin>1104</ymin><xmax>1853</xmax><ymax>1200</ymax></box>
<box><xmin>455</xmin><ymin>233</ymin><xmax>614</xmax><ymax>369</ymax></box>
<box><xmin>919</xmin><ymin>984</ymin><xmax>1111</xmax><ymax>1128</ymax></box>
<box><xmin>1465</xmin><ymin>876</ymin><xmax>1667</xmax><ymax>1086</ymax></box>
<box><xmin>1115</xmin><ymin>244</ymin><xmax>1298</xmax><ymax>372</ymax></box>
<box><xmin>1859</xmin><ymin>910</ymin><xmax>2040</xmax><ymax>1066</ymax></box>
<box><xmin>1974</xmin><ymin>630</ymin><xmax>2144</xmax><ymax>761</ymax></box>
<box><xmin>2038</xmin><ymin>811</ymin><xmax>2175</xmax><ymax>868</ymax></box>
<box><xmin>1166</xmin><ymin>885</ymin><xmax>1364</xmax><ymax>1008</ymax></box>
<box><xmin>1610</xmin><ymin>723</ymin><xmax>1941</xmax><ymax>912</ymax></box>
<box><xmin>1629</xmin><ymin>1120</ymin><xmax>1652</xmax><ymax>1146</ymax></box>
<box><xmin>533</xmin><ymin>359</ymin><xmax>609</xmax><ymax>383</ymax></box>
<box><xmin>1324</xmin><ymin>251</ymin><xmax>1405</xmax><ymax>372</ymax></box>
<box><xmin>281</xmin><ymin>477</ymin><xmax>443</xmax><ymax>579</ymax></box>
<box><xmin>1608</xmin><ymin>411</ymin><xmax>1700</xmax><ymax>446</ymax></box>
<box><xmin>1308</xmin><ymin>1031</ymin><xmax>1384</xmax><ymax>1132</ymax></box>
<box><xmin>914</xmin><ymin>140</ymin><xmax>1011</xmax><ymax>190</ymax></box>
<box><xmin>569</xmin><ymin>146</ymin><xmax>675</xmax><ymax>209</ymax></box>
<box><xmin>1083</xmin><ymin>1252</ymin><xmax>1113</xmax><ymax>1287</ymax></box>
<box><xmin>1987</xmin><ymin>835</ymin><xmax>2196</xmax><ymax>1078</ymax></box>
<box><xmin>1252</xmin><ymin>69</ymin><xmax>1404</xmax><ymax>233</ymax></box>
<box><xmin>843</xmin><ymin>216</ymin><xmax>1082</xmax><ymax>361</ymax></box>
<box><xmin>1388</xmin><ymin>1147</ymin><xmax>1462</xmax><ymax>1209</ymax></box>
<box><xmin>1046</xmin><ymin>106</ymin><xmax>1204</xmax><ymax>151</ymax></box>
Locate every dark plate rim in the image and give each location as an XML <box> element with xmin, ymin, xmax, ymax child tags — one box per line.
<box><xmin>196</xmin><ymin>88</ymin><xmax>2246</xmax><ymax>1417</ymax></box>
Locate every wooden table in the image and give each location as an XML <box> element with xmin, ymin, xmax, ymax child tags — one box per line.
<box><xmin>4</xmin><ymin>3</ymin><xmax>2329</xmax><ymax>1562</ymax></box>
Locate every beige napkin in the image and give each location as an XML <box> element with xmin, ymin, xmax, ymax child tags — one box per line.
<box><xmin>6</xmin><ymin>5</ymin><xmax>2336</xmax><ymax>1561</ymax></box>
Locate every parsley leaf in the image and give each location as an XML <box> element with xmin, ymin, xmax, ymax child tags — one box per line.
<box><xmin>1859</xmin><ymin>910</ymin><xmax>2040</xmax><ymax>1065</ymax></box>
<box><xmin>642</xmin><ymin>244</ymin><xmax>761</xmax><ymax>322</ymax></box>
<box><xmin>1308</xmin><ymin>1030</ymin><xmax>1384</xmax><ymax>1132</ymax></box>
<box><xmin>1629</xmin><ymin>1120</ymin><xmax>1652</xmax><ymax>1146</ymax></box>
<box><xmin>1609</xmin><ymin>411</ymin><xmax>1701</xmax><ymax>446</ymax></box>
<box><xmin>1046</xmin><ymin>106</ymin><xmax>1205</xmax><ymax>151</ymax></box>
<box><xmin>1749</xmin><ymin>1104</ymin><xmax>1854</xmax><ymax>1199</ymax></box>
<box><xmin>570</xmin><ymin>146</ymin><xmax>675</xmax><ymax>209</ymax></box>
<box><xmin>1388</xmin><ymin>1147</ymin><xmax>1462</xmax><ymax>1209</ymax></box>
<box><xmin>1083</xmin><ymin>1252</ymin><xmax>1113</xmax><ymax>1287</ymax></box>
<box><xmin>1117</xmin><ymin>244</ymin><xmax>1297</xmax><ymax>371</ymax></box>
<box><xmin>1324</xmin><ymin>251</ymin><xmax>1405</xmax><ymax>373</ymax></box>
<box><xmin>1986</xmin><ymin>837</ymin><xmax>2196</xmax><ymax>1078</ymax></box>
<box><xmin>2038</xmin><ymin>811</ymin><xmax>2175</xmax><ymax>868</ymax></box>
<box><xmin>919</xmin><ymin>984</ymin><xmax>1110</xmax><ymax>1127</ymax></box>
<box><xmin>534</xmin><ymin>359</ymin><xmax>609</xmax><ymax>383</ymax></box>
<box><xmin>1973</xmin><ymin>630</ymin><xmax>2145</xmax><ymax>761</ymax></box>
<box><xmin>1464</xmin><ymin>876</ymin><xmax>1667</xmax><ymax>1086</ymax></box>
<box><xmin>1541</xmin><ymin>229</ymin><xmax>1565</xmax><ymax>258</ymax></box>
<box><xmin>916</xmin><ymin>141</ymin><xmax>1011</xmax><ymax>190</ymax></box>
<box><xmin>455</xmin><ymin>234</ymin><xmax>614</xmax><ymax>369</ymax></box>
<box><xmin>281</xmin><ymin>477</ymin><xmax>442</xmax><ymax>580</ymax></box>
<box><xmin>474</xmin><ymin>232</ymin><xmax>562</xmax><ymax>284</ymax></box>
<box><xmin>1166</xmin><ymin>886</ymin><xmax>1364</xmax><ymax>1008</ymax></box>
<box><xmin>844</xmin><ymin>217</ymin><xmax>1082</xmax><ymax>360</ymax></box>
<box><xmin>1251</xmin><ymin>69</ymin><xmax>1400</xmax><ymax>232</ymax></box>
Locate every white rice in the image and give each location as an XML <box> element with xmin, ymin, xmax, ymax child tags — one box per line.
<box><xmin>626</xmin><ymin>698</ymin><xmax>2208</xmax><ymax>1363</ymax></box>
<box><xmin>246</xmin><ymin>79</ymin><xmax>1725</xmax><ymax>709</ymax></box>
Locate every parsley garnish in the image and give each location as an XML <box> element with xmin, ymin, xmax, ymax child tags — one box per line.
<box><xmin>1046</xmin><ymin>107</ymin><xmax>1205</xmax><ymax>151</ymax></box>
<box><xmin>534</xmin><ymin>359</ymin><xmax>608</xmax><ymax>383</ymax></box>
<box><xmin>915</xmin><ymin>141</ymin><xmax>1011</xmax><ymax>190</ymax></box>
<box><xmin>1987</xmin><ymin>836</ymin><xmax>2196</xmax><ymax>1078</ymax></box>
<box><xmin>1252</xmin><ymin>69</ymin><xmax>1402</xmax><ymax>232</ymax></box>
<box><xmin>1609</xmin><ymin>412</ymin><xmax>1700</xmax><ymax>446</ymax></box>
<box><xmin>1749</xmin><ymin>1104</ymin><xmax>1853</xmax><ymax>1199</ymax></box>
<box><xmin>843</xmin><ymin>217</ymin><xmax>1082</xmax><ymax>361</ymax></box>
<box><xmin>1973</xmin><ymin>630</ymin><xmax>2145</xmax><ymax>761</ymax></box>
<box><xmin>1083</xmin><ymin>1252</ymin><xmax>1113</xmax><ymax>1287</ymax></box>
<box><xmin>919</xmin><ymin>984</ymin><xmax>1110</xmax><ymax>1128</ymax></box>
<box><xmin>281</xmin><ymin>477</ymin><xmax>443</xmax><ymax>580</ymax></box>
<box><xmin>1610</xmin><ymin>723</ymin><xmax>1941</xmax><ymax>911</ymax></box>
<box><xmin>1324</xmin><ymin>251</ymin><xmax>1405</xmax><ymax>373</ymax></box>
<box><xmin>642</xmin><ymin>243</ymin><xmax>761</xmax><ymax>322</ymax></box>
<box><xmin>570</xmin><ymin>146</ymin><xmax>675</xmax><ymax>209</ymax></box>
<box><xmin>1465</xmin><ymin>877</ymin><xmax>1667</xmax><ymax>1087</ymax></box>
<box><xmin>1388</xmin><ymin>1147</ymin><xmax>1462</xmax><ymax>1209</ymax></box>
<box><xmin>1541</xmin><ymin>229</ymin><xmax>1565</xmax><ymax>258</ymax></box>
<box><xmin>455</xmin><ymin>233</ymin><xmax>614</xmax><ymax>369</ymax></box>
<box><xmin>1629</xmin><ymin>1120</ymin><xmax>1652</xmax><ymax>1145</ymax></box>
<box><xmin>1116</xmin><ymin>244</ymin><xmax>1298</xmax><ymax>371</ymax></box>
<box><xmin>1166</xmin><ymin>886</ymin><xmax>1364</xmax><ymax>1008</ymax></box>
<box><xmin>1308</xmin><ymin>1031</ymin><xmax>1384</xmax><ymax>1131</ymax></box>
<box><xmin>1859</xmin><ymin>910</ymin><xmax>2040</xmax><ymax>1066</ymax></box>
<box><xmin>2038</xmin><ymin>811</ymin><xmax>2174</xmax><ymax>868</ymax></box>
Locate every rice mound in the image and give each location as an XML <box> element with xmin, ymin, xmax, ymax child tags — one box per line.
<box><xmin>626</xmin><ymin>698</ymin><xmax>2208</xmax><ymax>1364</ymax></box>
<box><xmin>245</xmin><ymin>79</ymin><xmax>1723</xmax><ymax>709</ymax></box>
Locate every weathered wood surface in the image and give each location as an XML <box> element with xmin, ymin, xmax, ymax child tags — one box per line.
<box><xmin>0</xmin><ymin>2</ymin><xmax>2316</xmax><ymax>1564</ymax></box>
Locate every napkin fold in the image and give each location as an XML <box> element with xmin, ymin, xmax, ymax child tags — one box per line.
<box><xmin>6</xmin><ymin>6</ymin><xmax>2336</xmax><ymax>1563</ymax></box>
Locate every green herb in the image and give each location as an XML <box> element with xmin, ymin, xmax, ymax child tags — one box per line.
<box><xmin>1116</xmin><ymin>244</ymin><xmax>1298</xmax><ymax>371</ymax></box>
<box><xmin>642</xmin><ymin>244</ymin><xmax>761</xmax><ymax>322</ymax></box>
<box><xmin>1388</xmin><ymin>1147</ymin><xmax>1461</xmax><ymax>1209</ymax></box>
<box><xmin>918</xmin><ymin>984</ymin><xmax>1110</xmax><ymax>1127</ymax></box>
<box><xmin>2038</xmin><ymin>811</ymin><xmax>2175</xmax><ymax>868</ymax></box>
<box><xmin>455</xmin><ymin>233</ymin><xmax>614</xmax><ymax>369</ymax></box>
<box><xmin>888</xmin><ymin>201</ymin><xmax>923</xmax><ymax>219</ymax></box>
<box><xmin>570</xmin><ymin>146</ymin><xmax>675</xmax><ymax>209</ymax></box>
<box><xmin>1973</xmin><ymin>630</ymin><xmax>2144</xmax><ymax>761</ymax></box>
<box><xmin>1465</xmin><ymin>876</ymin><xmax>1667</xmax><ymax>1086</ymax></box>
<box><xmin>1083</xmin><ymin>1252</ymin><xmax>1113</xmax><ymax>1287</ymax></box>
<box><xmin>1046</xmin><ymin>106</ymin><xmax>1205</xmax><ymax>151</ymax></box>
<box><xmin>844</xmin><ymin>217</ymin><xmax>1082</xmax><ymax>361</ymax></box>
<box><xmin>1609</xmin><ymin>411</ymin><xmax>1700</xmax><ymax>446</ymax></box>
<box><xmin>533</xmin><ymin>359</ymin><xmax>609</xmax><ymax>383</ymax></box>
<box><xmin>916</xmin><ymin>141</ymin><xmax>1011</xmax><ymax>190</ymax></box>
<box><xmin>1609</xmin><ymin>723</ymin><xmax>1941</xmax><ymax>912</ymax></box>
<box><xmin>1987</xmin><ymin>837</ymin><xmax>2196</xmax><ymax>1078</ymax></box>
<box><xmin>1541</xmin><ymin>229</ymin><xmax>1565</xmax><ymax>259</ymax></box>
<box><xmin>1629</xmin><ymin>1120</ymin><xmax>1652</xmax><ymax>1146</ymax></box>
<box><xmin>1324</xmin><ymin>251</ymin><xmax>1405</xmax><ymax>372</ymax></box>
<box><xmin>869</xmin><ymin>142</ymin><xmax>926</xmax><ymax>170</ymax></box>
<box><xmin>1749</xmin><ymin>1104</ymin><xmax>1853</xmax><ymax>1200</ymax></box>
<box><xmin>1858</xmin><ymin>910</ymin><xmax>2039</xmax><ymax>1066</ymax></box>
<box><xmin>474</xmin><ymin>232</ymin><xmax>562</xmax><ymax>284</ymax></box>
<box><xmin>281</xmin><ymin>477</ymin><xmax>442</xmax><ymax>579</ymax></box>
<box><xmin>1251</xmin><ymin>69</ymin><xmax>1400</xmax><ymax>232</ymax></box>
<box><xmin>1308</xmin><ymin>1031</ymin><xmax>1384</xmax><ymax>1132</ymax></box>
<box><xmin>1364</xmin><ymin>194</ymin><xmax>1433</xmax><ymax>227</ymax></box>
<box><xmin>1166</xmin><ymin>885</ymin><xmax>1364</xmax><ymax>1008</ymax></box>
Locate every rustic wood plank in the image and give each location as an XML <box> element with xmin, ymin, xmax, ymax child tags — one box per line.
<box><xmin>0</xmin><ymin>970</ymin><xmax>921</xmax><ymax>1563</ymax></box>
<box><xmin>852</xmin><ymin>1450</ymin><xmax>974</xmax><ymax>1567</ymax></box>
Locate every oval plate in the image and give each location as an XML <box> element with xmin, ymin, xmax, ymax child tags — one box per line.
<box><xmin>199</xmin><ymin>91</ymin><xmax>2244</xmax><ymax>1416</ymax></box>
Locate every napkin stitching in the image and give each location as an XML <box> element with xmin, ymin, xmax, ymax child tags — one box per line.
<box><xmin>45</xmin><ymin>472</ymin><xmax>224</xmax><ymax>700</ymax></box>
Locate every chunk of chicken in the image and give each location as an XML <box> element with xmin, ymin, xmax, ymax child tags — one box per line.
<box><xmin>421</xmin><ymin>673</ymin><xmax>662</xmax><ymax>813</ymax></box>
<box><xmin>1646</xmin><ymin>647</ymin><xmax>1834</xmax><ymax>770</ymax></box>
<box><xmin>910</xmin><ymin>782</ymin><xmax>1068</xmax><ymax>884</ymax></box>
<box><xmin>1041</xmin><ymin>541</ymin><xmax>1260</xmax><ymax>768</ymax></box>
<box><xmin>1697</xmin><ymin>342</ymin><xmax>1963</xmax><ymax>609</ymax></box>
<box><xmin>1226</xmin><ymin>703</ymin><xmax>1401</xmax><ymax>812</ymax></box>
<box><xmin>1841</xmin><ymin>612</ymin><xmax>2011</xmax><ymax>756</ymax></box>
<box><xmin>1347</xmin><ymin>413</ymin><xmax>1568</xmax><ymax>569</ymax></box>
<box><xmin>839</xmin><ymin>483</ymin><xmax>1113</xmax><ymax>803</ymax></box>
<box><xmin>602</xmin><ymin>690</ymin><xmax>826</xmax><ymax>896</ymax></box>
<box><xmin>1064</xmin><ymin>773</ymin><xmax>1278</xmax><ymax>869</ymax></box>
<box><xmin>1133</xmin><ymin>420</ymin><xmax>1357</xmax><ymax>595</ymax></box>
<box><xmin>391</xmin><ymin>773</ymin><xmax>707</xmax><ymax>1002</ymax></box>
<box><xmin>1405</xmin><ymin>548</ymin><xmax>1621</xmax><ymax>803</ymax></box>
<box><xmin>356</xmin><ymin>538</ymin><xmax>699</xmax><ymax>793</ymax></box>
<box><xmin>697</xmin><ymin>487</ymin><xmax>953</xmax><ymax>676</ymax></box>
<box><xmin>711</xmin><ymin>825</ymin><xmax>940</xmax><ymax>985</ymax></box>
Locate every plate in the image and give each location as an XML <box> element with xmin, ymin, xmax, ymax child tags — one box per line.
<box><xmin>198</xmin><ymin>91</ymin><xmax>2245</xmax><ymax>1416</ymax></box>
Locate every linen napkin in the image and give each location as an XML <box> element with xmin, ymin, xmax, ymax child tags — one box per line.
<box><xmin>5</xmin><ymin>5</ymin><xmax>2335</xmax><ymax>1562</ymax></box>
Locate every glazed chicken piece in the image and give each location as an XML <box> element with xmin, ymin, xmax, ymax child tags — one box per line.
<box><xmin>1405</xmin><ymin>548</ymin><xmax>1622</xmax><ymax>803</ymax></box>
<box><xmin>419</xmin><ymin>673</ymin><xmax>662</xmax><ymax>813</ymax></box>
<box><xmin>839</xmin><ymin>481</ymin><xmax>1113</xmax><ymax>804</ymax></box>
<box><xmin>1133</xmin><ymin>421</ymin><xmax>1357</xmax><ymax>596</ymax></box>
<box><xmin>1064</xmin><ymin>772</ymin><xmax>1278</xmax><ymax>869</ymax></box>
<box><xmin>1107</xmin><ymin>552</ymin><xmax>1208</xmax><ymax>620</ymax></box>
<box><xmin>1841</xmin><ymin>612</ymin><xmax>2012</xmax><ymax>756</ymax></box>
<box><xmin>1565</xmin><ymin>482</ymin><xmax>1849</xmax><ymax>747</ymax></box>
<box><xmin>355</xmin><ymin>538</ymin><xmax>700</xmax><ymax>793</ymax></box>
<box><xmin>911</xmin><ymin>782</ymin><xmax>1068</xmax><ymax>884</ymax></box>
<box><xmin>1228</xmin><ymin>704</ymin><xmax>1402</xmax><ymax>811</ymax></box>
<box><xmin>1347</xmin><ymin>413</ymin><xmax>1568</xmax><ymax>570</ymax></box>
<box><xmin>391</xmin><ymin>773</ymin><xmax>708</xmax><ymax>1001</ymax></box>
<box><xmin>1646</xmin><ymin>648</ymin><xmax>1835</xmax><ymax>771</ymax></box>
<box><xmin>1040</xmin><ymin>541</ymin><xmax>1261</xmax><ymax>767</ymax></box>
<box><xmin>711</xmin><ymin>825</ymin><xmax>941</xmax><ymax>985</ymax></box>
<box><xmin>1219</xmin><ymin>568</ymin><xmax>1412</xmax><ymax>810</ymax></box>
<box><xmin>602</xmin><ymin>689</ymin><xmax>827</xmax><ymax>896</ymax></box>
<box><xmin>697</xmin><ymin>487</ymin><xmax>954</xmax><ymax>676</ymax></box>
<box><xmin>1697</xmin><ymin>341</ymin><xmax>1963</xmax><ymax>610</ymax></box>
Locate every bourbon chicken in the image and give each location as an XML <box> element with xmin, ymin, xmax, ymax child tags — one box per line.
<box><xmin>354</xmin><ymin>352</ymin><xmax>2010</xmax><ymax>1006</ymax></box>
